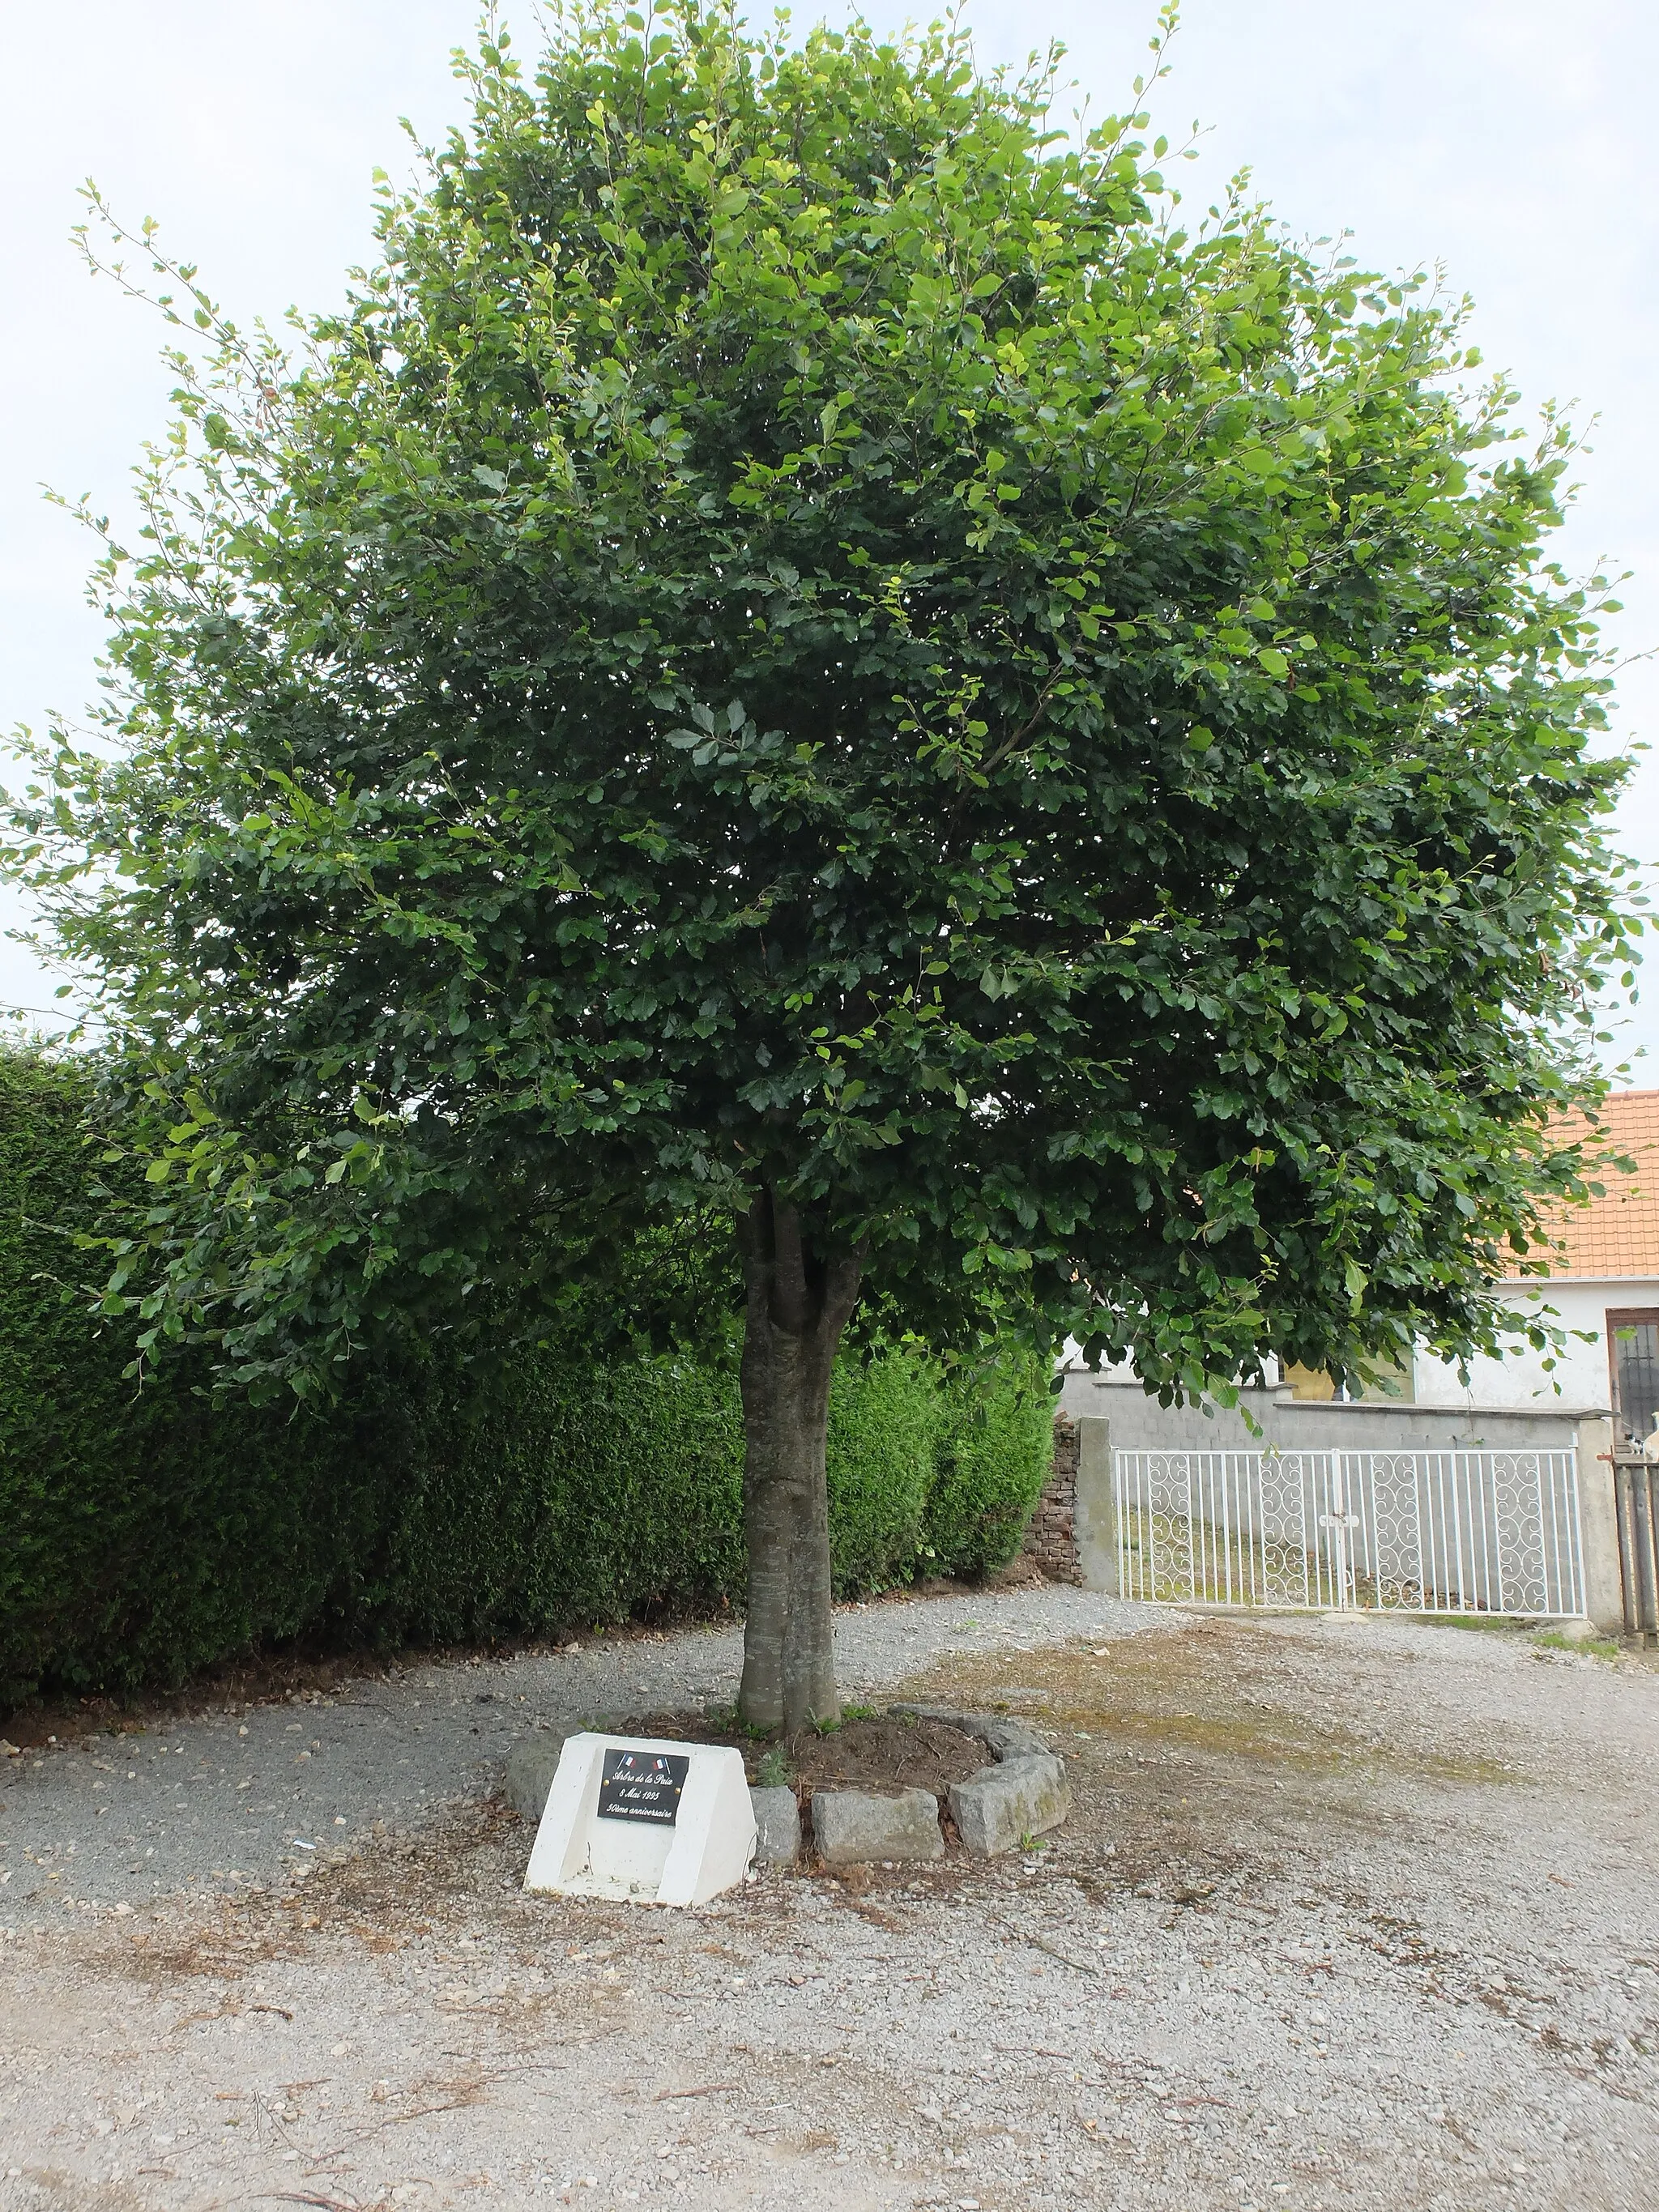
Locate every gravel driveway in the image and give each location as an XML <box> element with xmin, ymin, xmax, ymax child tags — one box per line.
<box><xmin>0</xmin><ymin>1589</ymin><xmax>1152</xmax><ymax>1916</ymax></box>
<box><xmin>2</xmin><ymin>1592</ymin><xmax>1657</xmax><ymax>2212</ymax></box>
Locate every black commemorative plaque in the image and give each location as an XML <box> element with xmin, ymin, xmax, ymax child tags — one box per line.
<box><xmin>596</xmin><ymin>1747</ymin><xmax>690</xmax><ymax>1826</ymax></box>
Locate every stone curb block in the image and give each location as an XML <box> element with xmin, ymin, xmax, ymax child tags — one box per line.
<box><xmin>750</xmin><ymin>1786</ymin><xmax>802</xmax><ymax>1865</ymax></box>
<box><xmin>812</xmin><ymin>1786</ymin><xmax>946</xmax><ymax>1865</ymax></box>
<box><xmin>949</xmin><ymin>1753</ymin><xmax>1071</xmax><ymax>1858</ymax></box>
<box><xmin>505</xmin><ymin>1737</ymin><xmax>568</xmax><ymax>1822</ymax></box>
<box><xmin>510</xmin><ymin>1706</ymin><xmax>1064</xmax><ymax>1863</ymax></box>
<box><xmin>885</xmin><ymin>1704</ymin><xmax>1055</xmax><ymax>1762</ymax></box>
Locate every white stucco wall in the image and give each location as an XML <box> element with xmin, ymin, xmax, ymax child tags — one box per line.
<box><xmin>1061</xmin><ymin>1276</ymin><xmax>1659</xmax><ymax>1422</ymax></box>
<box><xmin>1413</xmin><ymin>1277</ymin><xmax>1659</xmax><ymax>1414</ymax></box>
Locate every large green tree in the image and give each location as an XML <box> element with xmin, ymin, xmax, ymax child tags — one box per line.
<box><xmin>6</xmin><ymin>5</ymin><xmax>1638</xmax><ymax>1726</ymax></box>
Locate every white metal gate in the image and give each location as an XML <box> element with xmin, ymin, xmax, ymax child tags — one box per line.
<box><xmin>1114</xmin><ymin>1447</ymin><xmax>1584</xmax><ymax>1617</ymax></box>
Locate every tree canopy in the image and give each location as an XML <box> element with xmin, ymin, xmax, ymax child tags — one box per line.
<box><xmin>3</xmin><ymin>2</ymin><xmax>1640</xmax><ymax>1711</ymax></box>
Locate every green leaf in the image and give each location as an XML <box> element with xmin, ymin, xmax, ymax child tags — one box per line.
<box><xmin>9</xmin><ymin>0</ymin><xmax>1629</xmax><ymax>1459</ymax></box>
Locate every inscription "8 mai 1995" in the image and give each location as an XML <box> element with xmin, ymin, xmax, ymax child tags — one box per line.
<box><xmin>596</xmin><ymin>1747</ymin><xmax>690</xmax><ymax>1826</ymax></box>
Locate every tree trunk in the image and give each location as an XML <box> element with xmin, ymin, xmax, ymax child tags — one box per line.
<box><xmin>736</xmin><ymin>1190</ymin><xmax>864</xmax><ymax>1733</ymax></box>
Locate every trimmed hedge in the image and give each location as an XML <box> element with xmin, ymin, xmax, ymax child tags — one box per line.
<box><xmin>0</xmin><ymin>1051</ymin><xmax>1053</xmax><ymax>1705</ymax></box>
<box><xmin>926</xmin><ymin>1352</ymin><xmax>1058</xmax><ymax>1577</ymax></box>
<box><xmin>825</xmin><ymin>1345</ymin><xmax>939</xmax><ymax>1592</ymax></box>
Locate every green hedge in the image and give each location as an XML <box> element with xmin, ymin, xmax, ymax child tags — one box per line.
<box><xmin>925</xmin><ymin>1350</ymin><xmax>1058</xmax><ymax>1577</ymax></box>
<box><xmin>0</xmin><ymin>1050</ymin><xmax>1054</xmax><ymax>1705</ymax></box>
<box><xmin>826</xmin><ymin>1346</ymin><xmax>939</xmax><ymax>1592</ymax></box>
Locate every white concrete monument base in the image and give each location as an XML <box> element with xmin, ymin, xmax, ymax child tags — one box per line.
<box><xmin>522</xmin><ymin>1733</ymin><xmax>757</xmax><ymax>1907</ymax></box>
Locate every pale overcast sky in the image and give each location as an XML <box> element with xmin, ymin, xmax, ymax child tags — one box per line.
<box><xmin>3</xmin><ymin>1</ymin><xmax>1654</xmax><ymax>1064</ymax></box>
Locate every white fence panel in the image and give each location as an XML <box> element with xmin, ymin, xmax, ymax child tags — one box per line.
<box><xmin>1114</xmin><ymin>1447</ymin><xmax>1583</xmax><ymax>1617</ymax></box>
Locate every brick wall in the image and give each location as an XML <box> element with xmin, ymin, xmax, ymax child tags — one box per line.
<box><xmin>1021</xmin><ymin>1413</ymin><xmax>1081</xmax><ymax>1583</ymax></box>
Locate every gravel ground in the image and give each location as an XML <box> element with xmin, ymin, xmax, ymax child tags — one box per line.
<box><xmin>2</xmin><ymin>1592</ymin><xmax>1657</xmax><ymax>2212</ymax></box>
<box><xmin>0</xmin><ymin>1588</ymin><xmax>1154</xmax><ymax>1916</ymax></box>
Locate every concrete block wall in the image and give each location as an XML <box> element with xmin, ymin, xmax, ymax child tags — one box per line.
<box><xmin>1047</xmin><ymin>1386</ymin><xmax>1620</xmax><ymax>1629</ymax></box>
<box><xmin>1056</xmin><ymin>1365</ymin><xmax>1585</xmax><ymax>1453</ymax></box>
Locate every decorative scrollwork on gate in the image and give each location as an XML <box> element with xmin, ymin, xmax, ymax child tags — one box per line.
<box><xmin>1115</xmin><ymin>1447</ymin><xmax>1581</xmax><ymax>1617</ymax></box>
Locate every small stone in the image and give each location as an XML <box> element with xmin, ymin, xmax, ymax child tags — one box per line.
<box><xmin>505</xmin><ymin>1737</ymin><xmax>569</xmax><ymax>1822</ymax></box>
<box><xmin>949</xmin><ymin>1754</ymin><xmax>1070</xmax><ymax>1856</ymax></box>
<box><xmin>886</xmin><ymin>1704</ymin><xmax>1051</xmax><ymax>1760</ymax></box>
<box><xmin>749</xmin><ymin>1786</ymin><xmax>801</xmax><ymax>1865</ymax></box>
<box><xmin>811</xmin><ymin>1787</ymin><xmax>944</xmax><ymax>1865</ymax></box>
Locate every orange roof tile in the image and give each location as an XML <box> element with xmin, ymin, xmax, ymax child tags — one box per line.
<box><xmin>1529</xmin><ymin>1090</ymin><xmax>1659</xmax><ymax>1279</ymax></box>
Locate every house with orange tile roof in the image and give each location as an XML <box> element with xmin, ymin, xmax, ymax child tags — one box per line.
<box><xmin>1060</xmin><ymin>1091</ymin><xmax>1659</xmax><ymax>1456</ymax></box>
<box><xmin>1412</xmin><ymin>1089</ymin><xmax>1659</xmax><ymax>1446</ymax></box>
<box><xmin>1050</xmin><ymin>1097</ymin><xmax>1659</xmax><ymax>1634</ymax></box>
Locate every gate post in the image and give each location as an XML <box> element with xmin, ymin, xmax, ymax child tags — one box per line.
<box><xmin>1633</xmin><ymin>1469</ymin><xmax>1659</xmax><ymax>1641</ymax></box>
<box><xmin>1577</xmin><ymin>1417</ymin><xmax>1625</xmax><ymax>1636</ymax></box>
<box><xmin>1073</xmin><ymin>1417</ymin><xmax>1120</xmax><ymax>1594</ymax></box>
